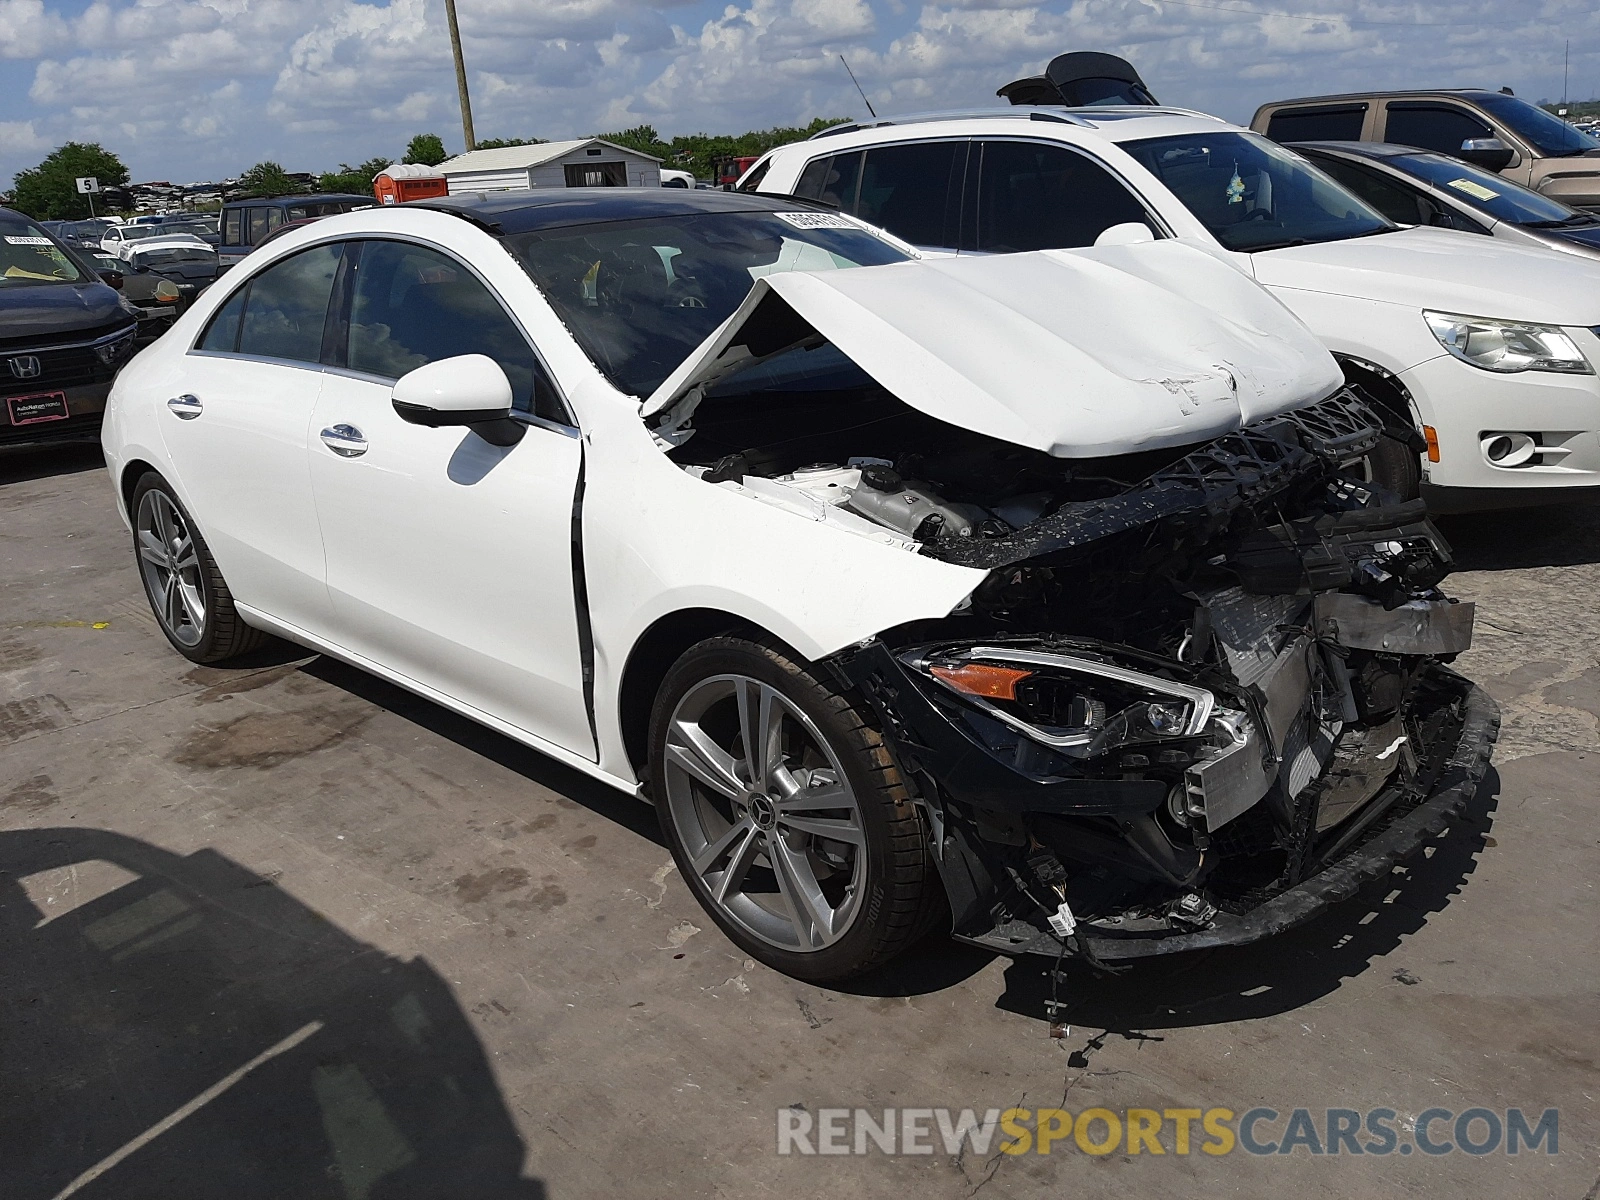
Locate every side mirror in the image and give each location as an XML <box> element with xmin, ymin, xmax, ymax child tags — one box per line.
<box><xmin>392</xmin><ymin>354</ymin><xmax>524</xmax><ymax>447</ymax></box>
<box><xmin>1094</xmin><ymin>221</ymin><xmax>1157</xmax><ymax>247</ymax></box>
<box><xmin>1458</xmin><ymin>137</ymin><xmax>1516</xmax><ymax>172</ymax></box>
<box><xmin>99</xmin><ymin>269</ymin><xmax>124</xmax><ymax>290</ymax></box>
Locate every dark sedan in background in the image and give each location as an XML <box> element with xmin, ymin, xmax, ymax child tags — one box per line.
<box><xmin>1291</xmin><ymin>140</ymin><xmax>1600</xmax><ymax>263</ymax></box>
<box><xmin>0</xmin><ymin>207</ymin><xmax>138</xmax><ymax>448</ymax></box>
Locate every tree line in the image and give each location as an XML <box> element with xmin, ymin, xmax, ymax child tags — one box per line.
<box><xmin>5</xmin><ymin>120</ymin><xmax>847</xmax><ymax>219</ymax></box>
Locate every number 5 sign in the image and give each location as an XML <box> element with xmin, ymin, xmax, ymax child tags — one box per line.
<box><xmin>75</xmin><ymin>177</ymin><xmax>100</xmax><ymax>193</ymax></box>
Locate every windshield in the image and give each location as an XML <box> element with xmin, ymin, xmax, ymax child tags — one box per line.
<box><xmin>1122</xmin><ymin>131</ymin><xmax>1393</xmax><ymax>251</ymax></box>
<box><xmin>1384</xmin><ymin>151</ymin><xmax>1583</xmax><ymax>225</ymax></box>
<box><xmin>1474</xmin><ymin>92</ymin><xmax>1600</xmax><ymax>157</ymax></box>
<box><xmin>508</xmin><ymin>211</ymin><xmax>910</xmax><ymax>397</ymax></box>
<box><xmin>0</xmin><ymin>216</ymin><xmax>86</xmax><ymax>286</ymax></box>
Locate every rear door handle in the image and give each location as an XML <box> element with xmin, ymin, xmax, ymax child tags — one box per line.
<box><xmin>320</xmin><ymin>424</ymin><xmax>368</xmax><ymax>457</ymax></box>
<box><xmin>166</xmin><ymin>394</ymin><xmax>203</xmax><ymax>419</ymax></box>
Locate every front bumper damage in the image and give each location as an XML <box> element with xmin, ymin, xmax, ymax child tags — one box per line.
<box><xmin>825</xmin><ymin>395</ymin><xmax>1500</xmax><ymax>962</ymax></box>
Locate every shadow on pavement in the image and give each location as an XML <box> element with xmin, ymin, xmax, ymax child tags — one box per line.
<box><xmin>0</xmin><ymin>827</ymin><xmax>546</xmax><ymax>1200</ymax></box>
<box><xmin>298</xmin><ymin>655</ymin><xmax>666</xmax><ymax>848</ymax></box>
<box><xmin>993</xmin><ymin>768</ymin><xmax>1499</xmax><ymax>1035</ymax></box>
<box><xmin>1439</xmin><ymin>503</ymin><xmax>1600</xmax><ymax>571</ymax></box>
<box><xmin>0</xmin><ymin>441</ymin><xmax>104</xmax><ymax>487</ymax></box>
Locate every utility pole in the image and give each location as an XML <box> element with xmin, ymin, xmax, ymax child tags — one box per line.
<box><xmin>1564</xmin><ymin>38</ymin><xmax>1570</xmax><ymax>112</ymax></box>
<box><xmin>444</xmin><ymin>0</ymin><xmax>476</xmax><ymax>152</ymax></box>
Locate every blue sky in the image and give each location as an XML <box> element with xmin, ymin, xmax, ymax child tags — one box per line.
<box><xmin>1</xmin><ymin>0</ymin><xmax>1595</xmax><ymax>186</ymax></box>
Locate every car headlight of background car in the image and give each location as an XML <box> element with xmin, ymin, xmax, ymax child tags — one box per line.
<box><xmin>1423</xmin><ymin>311</ymin><xmax>1593</xmax><ymax>374</ymax></box>
<box><xmin>910</xmin><ymin>646</ymin><xmax>1215</xmax><ymax>760</ymax></box>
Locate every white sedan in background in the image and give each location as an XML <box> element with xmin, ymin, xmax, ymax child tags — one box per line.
<box><xmin>101</xmin><ymin>190</ymin><xmax>1493</xmax><ymax>982</ymax></box>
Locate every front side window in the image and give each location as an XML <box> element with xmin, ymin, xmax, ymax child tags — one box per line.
<box><xmin>1382</xmin><ymin>105</ymin><xmax>1492</xmax><ymax>157</ymax></box>
<box><xmin>234</xmin><ymin>243</ymin><xmax>342</xmax><ymax>363</ymax></box>
<box><xmin>344</xmin><ymin>240</ymin><xmax>565</xmax><ymax>423</ymax></box>
<box><xmin>1121</xmin><ymin>131</ymin><xmax>1393</xmax><ymax>252</ymax></box>
<box><xmin>1301</xmin><ymin>155</ymin><xmax>1432</xmax><ymax>225</ymax></box>
<box><xmin>975</xmin><ymin>140</ymin><xmax>1153</xmax><ymax>251</ymax></box>
<box><xmin>222</xmin><ymin>209</ymin><xmax>243</xmax><ymax>246</ymax></box>
<box><xmin>855</xmin><ymin>142</ymin><xmax>962</xmax><ymax>248</ymax></box>
<box><xmin>793</xmin><ymin>153</ymin><xmax>862</xmax><ymax>210</ymax></box>
<box><xmin>508</xmin><ymin>210</ymin><xmax>910</xmax><ymax>397</ymax></box>
<box><xmin>0</xmin><ymin>214</ymin><xmax>85</xmax><ymax>286</ymax></box>
<box><xmin>246</xmin><ymin>209</ymin><xmax>272</xmax><ymax>246</ymax></box>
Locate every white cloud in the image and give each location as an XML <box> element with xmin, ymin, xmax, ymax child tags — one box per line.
<box><xmin>4</xmin><ymin>0</ymin><xmax>1600</xmax><ymax>187</ymax></box>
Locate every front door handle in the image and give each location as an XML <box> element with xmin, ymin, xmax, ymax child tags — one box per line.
<box><xmin>166</xmin><ymin>394</ymin><xmax>203</xmax><ymax>419</ymax></box>
<box><xmin>320</xmin><ymin>424</ymin><xmax>368</xmax><ymax>457</ymax></box>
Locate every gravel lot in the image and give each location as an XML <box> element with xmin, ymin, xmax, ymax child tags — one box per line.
<box><xmin>2</xmin><ymin>443</ymin><xmax>1596</xmax><ymax>1199</ymax></box>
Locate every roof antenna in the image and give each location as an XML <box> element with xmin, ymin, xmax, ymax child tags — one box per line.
<box><xmin>839</xmin><ymin>54</ymin><xmax>877</xmax><ymax>118</ymax></box>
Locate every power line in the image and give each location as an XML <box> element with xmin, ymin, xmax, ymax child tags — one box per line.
<box><xmin>1140</xmin><ymin>0</ymin><xmax>1591</xmax><ymax>28</ymax></box>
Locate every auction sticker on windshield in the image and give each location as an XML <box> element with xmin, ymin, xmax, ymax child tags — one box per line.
<box><xmin>1446</xmin><ymin>179</ymin><xmax>1500</xmax><ymax>201</ymax></box>
<box><xmin>4</xmin><ymin>236</ymin><xmax>52</xmax><ymax>246</ymax></box>
<box><xmin>773</xmin><ymin>212</ymin><xmax>858</xmax><ymax>229</ymax></box>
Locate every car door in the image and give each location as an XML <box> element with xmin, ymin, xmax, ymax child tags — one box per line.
<box><xmin>968</xmin><ymin>139</ymin><xmax>1161</xmax><ymax>252</ymax></box>
<box><xmin>306</xmin><ymin>237</ymin><xmax>592</xmax><ymax>756</ymax></box>
<box><xmin>163</xmin><ymin>242</ymin><xmax>341</xmax><ymax>634</ymax></box>
<box><xmin>791</xmin><ymin>142</ymin><xmax>968</xmax><ymax>252</ymax></box>
<box><xmin>1379</xmin><ymin>102</ymin><xmax>1495</xmax><ymax>163</ymax></box>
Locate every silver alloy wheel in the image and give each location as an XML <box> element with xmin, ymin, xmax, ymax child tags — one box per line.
<box><xmin>136</xmin><ymin>489</ymin><xmax>206</xmax><ymax>648</ymax></box>
<box><xmin>662</xmin><ymin>674</ymin><xmax>867</xmax><ymax>953</ymax></box>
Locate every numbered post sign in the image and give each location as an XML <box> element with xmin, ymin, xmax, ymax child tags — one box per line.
<box><xmin>75</xmin><ymin>177</ymin><xmax>100</xmax><ymax>194</ymax></box>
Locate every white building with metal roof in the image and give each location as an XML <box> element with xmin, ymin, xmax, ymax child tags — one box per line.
<box><xmin>436</xmin><ymin>139</ymin><xmax>662</xmax><ymax>194</ymax></box>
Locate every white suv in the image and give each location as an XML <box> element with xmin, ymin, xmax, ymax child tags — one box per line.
<box><xmin>747</xmin><ymin>107</ymin><xmax>1600</xmax><ymax>510</ymax></box>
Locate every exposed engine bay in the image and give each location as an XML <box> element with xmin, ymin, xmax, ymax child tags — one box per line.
<box><xmin>658</xmin><ymin>344</ymin><xmax>1494</xmax><ymax>961</ymax></box>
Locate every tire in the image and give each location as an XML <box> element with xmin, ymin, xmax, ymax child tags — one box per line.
<box><xmin>130</xmin><ymin>471</ymin><xmax>269</xmax><ymax>664</ymax></box>
<box><xmin>648</xmin><ymin>636</ymin><xmax>940</xmax><ymax>982</ymax></box>
<box><xmin>1363</xmin><ymin>431</ymin><xmax>1422</xmax><ymax>502</ymax></box>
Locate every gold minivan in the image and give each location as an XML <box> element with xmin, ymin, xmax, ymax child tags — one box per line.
<box><xmin>1252</xmin><ymin>88</ymin><xmax>1600</xmax><ymax>212</ymax></box>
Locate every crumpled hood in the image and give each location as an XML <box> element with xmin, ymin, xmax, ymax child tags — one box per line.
<box><xmin>643</xmin><ymin>241</ymin><xmax>1342</xmax><ymax>458</ymax></box>
<box><xmin>1253</xmin><ymin>226</ymin><xmax>1600</xmax><ymax>325</ymax></box>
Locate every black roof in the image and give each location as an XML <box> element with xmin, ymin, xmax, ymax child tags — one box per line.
<box><xmin>1288</xmin><ymin>140</ymin><xmax>1423</xmax><ymax>160</ymax></box>
<box><xmin>224</xmin><ymin>193</ymin><xmax>372</xmax><ymax>208</ymax></box>
<box><xmin>409</xmin><ymin>188</ymin><xmax>825</xmax><ymax>235</ymax></box>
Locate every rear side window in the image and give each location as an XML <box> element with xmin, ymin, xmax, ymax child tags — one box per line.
<box><xmin>1265</xmin><ymin>104</ymin><xmax>1367</xmax><ymax>143</ymax></box>
<box><xmin>344</xmin><ymin>240</ymin><xmax>566</xmax><ymax>424</ymax></box>
<box><xmin>233</xmin><ymin>243</ymin><xmax>342</xmax><ymax>363</ymax></box>
<box><xmin>1383</xmin><ymin>104</ymin><xmax>1493</xmax><ymax>156</ymax></box>
<box><xmin>855</xmin><ymin>142</ymin><xmax>963</xmax><ymax>248</ymax></box>
<box><xmin>197</xmin><ymin>288</ymin><xmax>247</xmax><ymax>351</ymax></box>
<box><xmin>245</xmin><ymin>209</ymin><xmax>272</xmax><ymax>246</ymax></box>
<box><xmin>975</xmin><ymin>140</ymin><xmax>1152</xmax><ymax>252</ymax></box>
<box><xmin>222</xmin><ymin>209</ymin><xmax>243</xmax><ymax>246</ymax></box>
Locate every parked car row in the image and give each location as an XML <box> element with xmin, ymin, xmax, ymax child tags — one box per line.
<box><xmin>738</xmin><ymin>56</ymin><xmax>1600</xmax><ymax>513</ymax></box>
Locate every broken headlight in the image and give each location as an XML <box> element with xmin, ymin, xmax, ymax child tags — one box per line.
<box><xmin>913</xmin><ymin>646</ymin><xmax>1215</xmax><ymax>760</ymax></box>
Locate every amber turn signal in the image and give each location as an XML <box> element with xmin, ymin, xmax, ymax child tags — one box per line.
<box><xmin>1422</xmin><ymin>424</ymin><xmax>1440</xmax><ymax>463</ymax></box>
<box><xmin>929</xmin><ymin>662</ymin><xmax>1033</xmax><ymax>700</ymax></box>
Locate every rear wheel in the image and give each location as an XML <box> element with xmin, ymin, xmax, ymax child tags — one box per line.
<box><xmin>131</xmin><ymin>472</ymin><xmax>268</xmax><ymax>664</ymax></box>
<box><xmin>648</xmin><ymin>637</ymin><xmax>939</xmax><ymax>981</ymax></box>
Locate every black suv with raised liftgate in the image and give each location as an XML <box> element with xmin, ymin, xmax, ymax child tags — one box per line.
<box><xmin>0</xmin><ymin>207</ymin><xmax>138</xmax><ymax>449</ymax></box>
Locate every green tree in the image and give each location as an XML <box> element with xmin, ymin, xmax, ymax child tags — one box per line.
<box><xmin>237</xmin><ymin>161</ymin><xmax>304</xmax><ymax>198</ymax></box>
<box><xmin>404</xmin><ymin>133</ymin><xmax>448</xmax><ymax>166</ymax></box>
<box><xmin>598</xmin><ymin>124</ymin><xmax>669</xmax><ymax>158</ymax></box>
<box><xmin>10</xmin><ymin>142</ymin><xmax>131</xmax><ymax>219</ymax></box>
<box><xmin>318</xmin><ymin>156</ymin><xmax>392</xmax><ymax>196</ymax></box>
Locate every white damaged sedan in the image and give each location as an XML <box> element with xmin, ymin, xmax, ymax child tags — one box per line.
<box><xmin>102</xmin><ymin>190</ymin><xmax>1495</xmax><ymax>981</ymax></box>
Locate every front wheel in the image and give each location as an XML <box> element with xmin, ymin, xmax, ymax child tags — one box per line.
<box><xmin>131</xmin><ymin>472</ymin><xmax>268</xmax><ymax>664</ymax></box>
<box><xmin>1362</xmin><ymin>432</ymin><xmax>1422</xmax><ymax>502</ymax></box>
<box><xmin>648</xmin><ymin>637</ymin><xmax>940</xmax><ymax>982</ymax></box>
